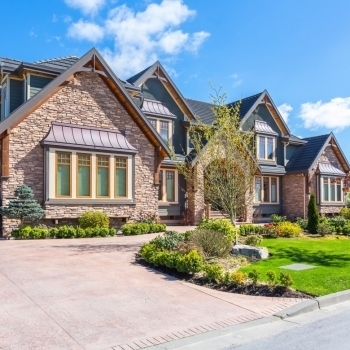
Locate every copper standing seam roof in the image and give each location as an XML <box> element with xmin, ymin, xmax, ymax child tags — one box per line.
<box><xmin>318</xmin><ymin>162</ymin><xmax>346</xmax><ymax>176</ymax></box>
<box><xmin>141</xmin><ymin>99</ymin><xmax>176</xmax><ymax>118</ymax></box>
<box><xmin>255</xmin><ymin>120</ymin><xmax>278</xmax><ymax>135</ymax></box>
<box><xmin>42</xmin><ymin>122</ymin><xmax>138</xmax><ymax>153</ymax></box>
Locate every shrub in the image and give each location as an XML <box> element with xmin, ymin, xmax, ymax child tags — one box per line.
<box><xmin>279</xmin><ymin>272</ymin><xmax>293</xmax><ymax>287</ymax></box>
<box><xmin>49</xmin><ymin>227</ymin><xmax>58</xmax><ymax>238</ymax></box>
<box><xmin>151</xmin><ymin>231</ymin><xmax>187</xmax><ymax>250</ymax></box>
<box><xmin>245</xmin><ymin>234</ymin><xmax>263</xmax><ymax>246</ymax></box>
<box><xmin>122</xmin><ymin>223</ymin><xmax>151</xmax><ymax>235</ymax></box>
<box><xmin>75</xmin><ymin>226</ymin><xmax>86</xmax><ymax>238</ymax></box>
<box><xmin>343</xmin><ymin>225</ymin><xmax>350</xmax><ymax>235</ymax></box>
<box><xmin>339</xmin><ymin>207</ymin><xmax>350</xmax><ymax>220</ymax></box>
<box><xmin>190</xmin><ymin>229</ymin><xmax>232</xmax><ymax>258</ymax></box>
<box><xmin>317</xmin><ymin>222</ymin><xmax>333</xmax><ymax>236</ymax></box>
<box><xmin>139</xmin><ymin>243</ymin><xmax>157</xmax><ymax>262</ymax></box>
<box><xmin>248</xmin><ymin>269</ymin><xmax>260</xmax><ymax>285</ymax></box>
<box><xmin>266</xmin><ymin>270</ymin><xmax>276</xmax><ymax>286</ymax></box>
<box><xmin>307</xmin><ymin>193</ymin><xmax>319</xmax><ymax>234</ymax></box>
<box><xmin>203</xmin><ymin>263</ymin><xmax>224</xmax><ymax>283</ymax></box>
<box><xmin>99</xmin><ymin>227</ymin><xmax>110</xmax><ymax>237</ymax></box>
<box><xmin>175</xmin><ymin>250</ymin><xmax>203</xmax><ymax>274</ymax></box>
<box><xmin>198</xmin><ymin>218</ymin><xmax>236</xmax><ymax>241</ymax></box>
<box><xmin>278</xmin><ymin>222</ymin><xmax>302</xmax><ymax>237</ymax></box>
<box><xmin>271</xmin><ymin>214</ymin><xmax>287</xmax><ymax>225</ymax></box>
<box><xmin>18</xmin><ymin>225</ymin><xmax>32</xmax><ymax>239</ymax></box>
<box><xmin>30</xmin><ymin>227</ymin><xmax>49</xmax><ymax>239</ymax></box>
<box><xmin>239</xmin><ymin>224</ymin><xmax>260</xmax><ymax>236</ymax></box>
<box><xmin>222</xmin><ymin>272</ymin><xmax>231</xmax><ymax>285</ymax></box>
<box><xmin>230</xmin><ymin>272</ymin><xmax>246</xmax><ymax>286</ymax></box>
<box><xmin>260</xmin><ymin>223</ymin><xmax>280</xmax><ymax>238</ymax></box>
<box><xmin>329</xmin><ymin>216</ymin><xmax>347</xmax><ymax>230</ymax></box>
<box><xmin>84</xmin><ymin>227</ymin><xmax>94</xmax><ymax>238</ymax></box>
<box><xmin>109</xmin><ymin>228</ymin><xmax>117</xmax><ymax>236</ymax></box>
<box><xmin>78</xmin><ymin>211</ymin><xmax>109</xmax><ymax>229</ymax></box>
<box><xmin>149</xmin><ymin>223</ymin><xmax>167</xmax><ymax>233</ymax></box>
<box><xmin>295</xmin><ymin>217</ymin><xmax>308</xmax><ymax>231</ymax></box>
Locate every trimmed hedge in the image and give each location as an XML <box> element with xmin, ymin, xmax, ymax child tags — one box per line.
<box><xmin>121</xmin><ymin>223</ymin><xmax>167</xmax><ymax>235</ymax></box>
<box><xmin>11</xmin><ymin>225</ymin><xmax>116</xmax><ymax>239</ymax></box>
<box><xmin>78</xmin><ymin>210</ymin><xmax>109</xmax><ymax>228</ymax></box>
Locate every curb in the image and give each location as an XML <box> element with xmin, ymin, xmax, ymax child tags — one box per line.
<box><xmin>274</xmin><ymin>289</ymin><xmax>350</xmax><ymax>319</ymax></box>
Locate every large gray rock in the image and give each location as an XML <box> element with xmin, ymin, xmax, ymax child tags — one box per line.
<box><xmin>232</xmin><ymin>244</ymin><xmax>269</xmax><ymax>260</ymax></box>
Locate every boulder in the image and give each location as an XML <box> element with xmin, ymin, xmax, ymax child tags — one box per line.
<box><xmin>232</xmin><ymin>244</ymin><xmax>269</xmax><ymax>260</ymax></box>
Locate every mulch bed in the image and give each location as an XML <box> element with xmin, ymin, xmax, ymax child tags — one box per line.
<box><xmin>136</xmin><ymin>257</ymin><xmax>313</xmax><ymax>299</ymax></box>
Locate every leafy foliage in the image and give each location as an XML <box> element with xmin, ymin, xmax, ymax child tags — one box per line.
<box><xmin>198</xmin><ymin>218</ymin><xmax>237</xmax><ymax>241</ymax></box>
<box><xmin>239</xmin><ymin>224</ymin><xmax>261</xmax><ymax>236</ymax></box>
<box><xmin>259</xmin><ymin>223</ymin><xmax>280</xmax><ymax>238</ymax></box>
<box><xmin>122</xmin><ymin>223</ymin><xmax>166</xmax><ymax>235</ymax></box>
<box><xmin>150</xmin><ymin>231</ymin><xmax>188</xmax><ymax>250</ymax></box>
<box><xmin>248</xmin><ymin>269</ymin><xmax>260</xmax><ymax>285</ymax></box>
<box><xmin>295</xmin><ymin>217</ymin><xmax>308</xmax><ymax>230</ymax></box>
<box><xmin>339</xmin><ymin>207</ymin><xmax>350</xmax><ymax>220</ymax></box>
<box><xmin>230</xmin><ymin>271</ymin><xmax>246</xmax><ymax>285</ymax></box>
<box><xmin>78</xmin><ymin>211</ymin><xmax>109</xmax><ymax>229</ymax></box>
<box><xmin>307</xmin><ymin>193</ymin><xmax>319</xmax><ymax>234</ymax></box>
<box><xmin>271</xmin><ymin>214</ymin><xmax>287</xmax><ymax>225</ymax></box>
<box><xmin>279</xmin><ymin>272</ymin><xmax>293</xmax><ymax>287</ymax></box>
<box><xmin>190</xmin><ymin>229</ymin><xmax>232</xmax><ymax>258</ymax></box>
<box><xmin>266</xmin><ymin>270</ymin><xmax>276</xmax><ymax>286</ymax></box>
<box><xmin>0</xmin><ymin>184</ymin><xmax>45</xmax><ymax>226</ymax></box>
<box><xmin>245</xmin><ymin>234</ymin><xmax>263</xmax><ymax>246</ymax></box>
<box><xmin>203</xmin><ymin>263</ymin><xmax>224</xmax><ymax>283</ymax></box>
<box><xmin>277</xmin><ymin>222</ymin><xmax>302</xmax><ymax>237</ymax></box>
<box><xmin>317</xmin><ymin>222</ymin><xmax>333</xmax><ymax>236</ymax></box>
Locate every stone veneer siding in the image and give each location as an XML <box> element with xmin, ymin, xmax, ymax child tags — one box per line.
<box><xmin>1</xmin><ymin>72</ymin><xmax>158</xmax><ymax>236</ymax></box>
<box><xmin>282</xmin><ymin>174</ymin><xmax>306</xmax><ymax>220</ymax></box>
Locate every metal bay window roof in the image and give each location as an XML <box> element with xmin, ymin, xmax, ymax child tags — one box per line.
<box><xmin>42</xmin><ymin>122</ymin><xmax>138</xmax><ymax>153</ymax></box>
<box><xmin>318</xmin><ymin>162</ymin><xmax>345</xmax><ymax>176</ymax></box>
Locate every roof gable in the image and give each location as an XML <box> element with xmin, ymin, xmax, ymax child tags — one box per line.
<box><xmin>0</xmin><ymin>48</ymin><xmax>171</xmax><ymax>158</ymax></box>
<box><xmin>126</xmin><ymin>61</ymin><xmax>196</xmax><ymax>120</ymax></box>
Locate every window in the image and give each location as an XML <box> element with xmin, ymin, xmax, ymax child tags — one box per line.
<box><xmin>254</xmin><ymin>176</ymin><xmax>278</xmax><ymax>203</ymax></box>
<box><xmin>147</xmin><ymin>118</ymin><xmax>172</xmax><ymax>145</ymax></box>
<box><xmin>52</xmin><ymin>150</ymin><xmax>133</xmax><ymax>201</ymax></box>
<box><xmin>97</xmin><ymin>156</ymin><xmax>109</xmax><ymax>197</ymax></box>
<box><xmin>77</xmin><ymin>154</ymin><xmax>91</xmax><ymax>197</ymax></box>
<box><xmin>56</xmin><ymin>153</ymin><xmax>71</xmax><ymax>197</ymax></box>
<box><xmin>3</xmin><ymin>86</ymin><xmax>7</xmax><ymax>118</ymax></box>
<box><xmin>322</xmin><ymin>177</ymin><xmax>343</xmax><ymax>203</ymax></box>
<box><xmin>158</xmin><ymin>169</ymin><xmax>177</xmax><ymax>202</ymax></box>
<box><xmin>115</xmin><ymin>157</ymin><xmax>127</xmax><ymax>197</ymax></box>
<box><xmin>258</xmin><ymin>135</ymin><xmax>275</xmax><ymax>160</ymax></box>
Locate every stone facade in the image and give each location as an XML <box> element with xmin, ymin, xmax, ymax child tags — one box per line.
<box><xmin>1</xmin><ymin>72</ymin><xmax>158</xmax><ymax>236</ymax></box>
<box><xmin>187</xmin><ymin>165</ymin><xmax>205</xmax><ymax>225</ymax></box>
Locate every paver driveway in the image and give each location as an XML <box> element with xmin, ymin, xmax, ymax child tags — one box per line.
<box><xmin>0</xmin><ymin>234</ymin><xmax>303</xmax><ymax>350</ymax></box>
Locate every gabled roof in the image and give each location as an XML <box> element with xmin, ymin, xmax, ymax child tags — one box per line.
<box><xmin>286</xmin><ymin>133</ymin><xmax>350</xmax><ymax>173</ymax></box>
<box><xmin>0</xmin><ymin>48</ymin><xmax>171</xmax><ymax>158</ymax></box>
<box><xmin>125</xmin><ymin>61</ymin><xmax>197</xmax><ymax>120</ymax></box>
<box><xmin>33</xmin><ymin>56</ymin><xmax>79</xmax><ymax>71</ymax></box>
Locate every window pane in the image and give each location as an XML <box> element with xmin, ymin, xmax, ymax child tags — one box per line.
<box><xmin>267</xmin><ymin>138</ymin><xmax>274</xmax><ymax>160</ymax></box>
<box><xmin>259</xmin><ymin>136</ymin><xmax>265</xmax><ymax>159</ymax></box>
<box><xmin>255</xmin><ymin>177</ymin><xmax>261</xmax><ymax>202</ymax></box>
<box><xmin>158</xmin><ymin>170</ymin><xmax>163</xmax><ymax>200</ymax></box>
<box><xmin>160</xmin><ymin>121</ymin><xmax>169</xmax><ymax>143</ymax></box>
<box><xmin>57</xmin><ymin>153</ymin><xmax>70</xmax><ymax>196</ymax></box>
<box><xmin>115</xmin><ymin>157</ymin><xmax>127</xmax><ymax>197</ymax></box>
<box><xmin>271</xmin><ymin>178</ymin><xmax>277</xmax><ymax>202</ymax></box>
<box><xmin>149</xmin><ymin>119</ymin><xmax>156</xmax><ymax>129</ymax></box>
<box><xmin>77</xmin><ymin>155</ymin><xmax>91</xmax><ymax>197</ymax></box>
<box><xmin>330</xmin><ymin>182</ymin><xmax>335</xmax><ymax>201</ymax></box>
<box><xmin>263</xmin><ymin>177</ymin><xmax>270</xmax><ymax>202</ymax></box>
<box><xmin>166</xmin><ymin>171</ymin><xmax>175</xmax><ymax>202</ymax></box>
<box><xmin>323</xmin><ymin>177</ymin><xmax>329</xmax><ymax>201</ymax></box>
<box><xmin>337</xmin><ymin>183</ymin><xmax>342</xmax><ymax>202</ymax></box>
<box><xmin>97</xmin><ymin>156</ymin><xmax>109</xmax><ymax>197</ymax></box>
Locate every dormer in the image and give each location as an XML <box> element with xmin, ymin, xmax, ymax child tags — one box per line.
<box><xmin>255</xmin><ymin>120</ymin><xmax>278</xmax><ymax>162</ymax></box>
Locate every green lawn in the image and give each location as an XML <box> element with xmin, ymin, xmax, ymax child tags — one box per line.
<box><xmin>239</xmin><ymin>237</ymin><xmax>350</xmax><ymax>296</ymax></box>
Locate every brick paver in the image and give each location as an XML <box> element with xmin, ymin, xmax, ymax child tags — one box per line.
<box><xmin>0</xmin><ymin>233</ymin><xmax>303</xmax><ymax>349</ymax></box>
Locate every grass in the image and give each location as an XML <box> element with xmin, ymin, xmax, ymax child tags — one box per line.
<box><xmin>239</xmin><ymin>236</ymin><xmax>350</xmax><ymax>296</ymax></box>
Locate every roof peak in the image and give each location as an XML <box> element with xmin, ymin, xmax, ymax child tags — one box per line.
<box><xmin>302</xmin><ymin>133</ymin><xmax>331</xmax><ymax>140</ymax></box>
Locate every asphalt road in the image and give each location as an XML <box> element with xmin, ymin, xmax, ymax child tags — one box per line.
<box><xmin>226</xmin><ymin>307</ymin><xmax>350</xmax><ymax>350</ymax></box>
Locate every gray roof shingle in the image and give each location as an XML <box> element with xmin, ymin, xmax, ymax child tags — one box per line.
<box><xmin>126</xmin><ymin>65</ymin><xmax>153</xmax><ymax>85</ymax></box>
<box><xmin>185</xmin><ymin>92</ymin><xmax>263</xmax><ymax>125</ymax></box>
<box><xmin>286</xmin><ymin>134</ymin><xmax>330</xmax><ymax>172</ymax></box>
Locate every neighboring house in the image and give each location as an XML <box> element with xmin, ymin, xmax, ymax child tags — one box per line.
<box><xmin>0</xmin><ymin>49</ymin><xmax>170</xmax><ymax>236</ymax></box>
<box><xmin>0</xmin><ymin>48</ymin><xmax>348</xmax><ymax>236</ymax></box>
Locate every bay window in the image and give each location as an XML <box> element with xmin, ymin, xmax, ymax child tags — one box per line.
<box><xmin>254</xmin><ymin>176</ymin><xmax>279</xmax><ymax>203</ymax></box>
<box><xmin>115</xmin><ymin>157</ymin><xmax>127</xmax><ymax>197</ymax></box>
<box><xmin>77</xmin><ymin>154</ymin><xmax>91</xmax><ymax>197</ymax></box>
<box><xmin>97</xmin><ymin>156</ymin><xmax>109</xmax><ymax>197</ymax></box>
<box><xmin>322</xmin><ymin>177</ymin><xmax>343</xmax><ymax>203</ymax></box>
<box><xmin>158</xmin><ymin>169</ymin><xmax>177</xmax><ymax>203</ymax></box>
<box><xmin>56</xmin><ymin>152</ymin><xmax>71</xmax><ymax>197</ymax></box>
<box><xmin>258</xmin><ymin>135</ymin><xmax>275</xmax><ymax>161</ymax></box>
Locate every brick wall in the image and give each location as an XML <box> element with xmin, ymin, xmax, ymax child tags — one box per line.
<box><xmin>282</xmin><ymin>174</ymin><xmax>306</xmax><ymax>219</ymax></box>
<box><xmin>1</xmin><ymin>72</ymin><xmax>158</xmax><ymax>236</ymax></box>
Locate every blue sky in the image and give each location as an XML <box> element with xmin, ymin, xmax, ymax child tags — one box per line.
<box><xmin>1</xmin><ymin>0</ymin><xmax>350</xmax><ymax>159</ymax></box>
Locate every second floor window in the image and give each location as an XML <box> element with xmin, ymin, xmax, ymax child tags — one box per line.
<box><xmin>258</xmin><ymin>136</ymin><xmax>275</xmax><ymax>161</ymax></box>
<box><xmin>147</xmin><ymin>118</ymin><xmax>172</xmax><ymax>145</ymax></box>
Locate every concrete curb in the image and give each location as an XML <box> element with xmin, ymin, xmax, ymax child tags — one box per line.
<box><xmin>274</xmin><ymin>289</ymin><xmax>350</xmax><ymax>319</ymax></box>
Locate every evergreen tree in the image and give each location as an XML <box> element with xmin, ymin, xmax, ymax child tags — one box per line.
<box><xmin>0</xmin><ymin>184</ymin><xmax>45</xmax><ymax>226</ymax></box>
<box><xmin>307</xmin><ymin>192</ymin><xmax>319</xmax><ymax>234</ymax></box>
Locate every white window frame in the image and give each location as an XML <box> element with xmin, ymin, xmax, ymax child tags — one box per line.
<box><xmin>48</xmin><ymin>148</ymin><xmax>133</xmax><ymax>200</ymax></box>
<box><xmin>147</xmin><ymin>117</ymin><xmax>173</xmax><ymax>146</ymax></box>
<box><xmin>321</xmin><ymin>176</ymin><xmax>343</xmax><ymax>204</ymax></box>
<box><xmin>158</xmin><ymin>168</ymin><xmax>178</xmax><ymax>203</ymax></box>
<box><xmin>254</xmin><ymin>176</ymin><xmax>279</xmax><ymax>204</ymax></box>
<box><xmin>257</xmin><ymin>135</ymin><xmax>276</xmax><ymax>161</ymax></box>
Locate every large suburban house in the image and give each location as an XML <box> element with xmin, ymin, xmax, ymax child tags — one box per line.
<box><xmin>0</xmin><ymin>48</ymin><xmax>349</xmax><ymax>236</ymax></box>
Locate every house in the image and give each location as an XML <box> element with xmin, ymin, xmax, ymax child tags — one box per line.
<box><xmin>0</xmin><ymin>48</ymin><xmax>348</xmax><ymax>236</ymax></box>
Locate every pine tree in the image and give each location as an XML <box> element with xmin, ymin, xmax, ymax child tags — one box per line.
<box><xmin>0</xmin><ymin>184</ymin><xmax>45</xmax><ymax>226</ymax></box>
<box><xmin>307</xmin><ymin>192</ymin><xmax>319</xmax><ymax>234</ymax></box>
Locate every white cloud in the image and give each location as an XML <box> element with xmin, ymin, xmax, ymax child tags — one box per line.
<box><xmin>64</xmin><ymin>0</ymin><xmax>105</xmax><ymax>15</ymax></box>
<box><xmin>278</xmin><ymin>103</ymin><xmax>293</xmax><ymax>123</ymax></box>
<box><xmin>66</xmin><ymin>0</ymin><xmax>210</xmax><ymax>78</ymax></box>
<box><xmin>299</xmin><ymin>97</ymin><xmax>350</xmax><ymax>131</ymax></box>
<box><xmin>67</xmin><ymin>20</ymin><xmax>104</xmax><ymax>43</ymax></box>
<box><xmin>230</xmin><ymin>73</ymin><xmax>243</xmax><ymax>88</ymax></box>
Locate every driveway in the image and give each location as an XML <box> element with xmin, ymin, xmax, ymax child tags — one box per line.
<box><xmin>0</xmin><ymin>233</ymin><xmax>303</xmax><ymax>350</ymax></box>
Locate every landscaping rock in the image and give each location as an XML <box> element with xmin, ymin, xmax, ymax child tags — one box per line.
<box><xmin>232</xmin><ymin>244</ymin><xmax>269</xmax><ymax>260</ymax></box>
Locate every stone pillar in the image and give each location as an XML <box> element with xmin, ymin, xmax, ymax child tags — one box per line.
<box><xmin>187</xmin><ymin>165</ymin><xmax>205</xmax><ymax>225</ymax></box>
